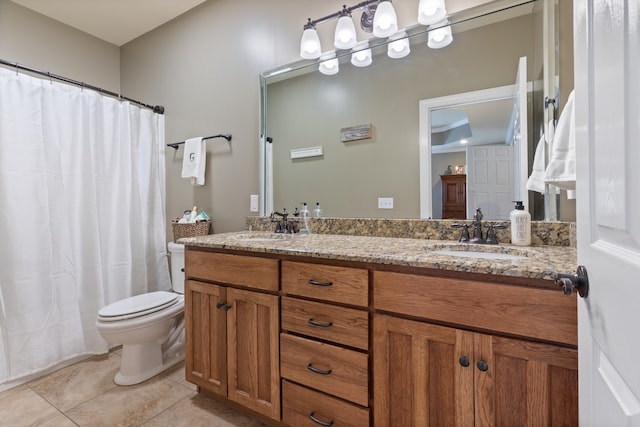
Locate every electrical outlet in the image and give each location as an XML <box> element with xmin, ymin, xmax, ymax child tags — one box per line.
<box><xmin>250</xmin><ymin>194</ymin><xmax>259</xmax><ymax>212</ymax></box>
<box><xmin>378</xmin><ymin>197</ymin><xmax>394</xmax><ymax>209</ymax></box>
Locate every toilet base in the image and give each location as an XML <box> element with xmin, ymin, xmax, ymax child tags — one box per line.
<box><xmin>114</xmin><ymin>352</ymin><xmax>184</xmax><ymax>386</ymax></box>
<box><xmin>114</xmin><ymin>333</ymin><xmax>185</xmax><ymax>386</ymax></box>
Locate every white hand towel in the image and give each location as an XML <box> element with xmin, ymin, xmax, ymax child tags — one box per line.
<box><xmin>544</xmin><ymin>90</ymin><xmax>575</xmax><ymax>191</ymax></box>
<box><xmin>181</xmin><ymin>137</ymin><xmax>206</xmax><ymax>186</ymax></box>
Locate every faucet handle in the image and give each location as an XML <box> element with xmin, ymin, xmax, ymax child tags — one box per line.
<box><xmin>452</xmin><ymin>223</ymin><xmax>471</xmax><ymax>242</ymax></box>
<box><xmin>485</xmin><ymin>223</ymin><xmax>507</xmax><ymax>245</ymax></box>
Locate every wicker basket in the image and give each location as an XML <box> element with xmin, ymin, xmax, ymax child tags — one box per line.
<box><xmin>171</xmin><ymin>220</ymin><xmax>211</xmax><ymax>241</ymax></box>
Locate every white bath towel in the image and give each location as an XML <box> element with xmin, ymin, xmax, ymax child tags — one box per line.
<box><xmin>181</xmin><ymin>137</ymin><xmax>206</xmax><ymax>186</ymax></box>
<box><xmin>544</xmin><ymin>90</ymin><xmax>575</xmax><ymax>192</ymax></box>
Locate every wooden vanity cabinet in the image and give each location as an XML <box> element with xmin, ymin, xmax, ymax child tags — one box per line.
<box><xmin>373</xmin><ymin>271</ymin><xmax>578</xmax><ymax>427</ymax></box>
<box><xmin>280</xmin><ymin>261</ymin><xmax>371</xmax><ymax>427</ymax></box>
<box><xmin>184</xmin><ymin>245</ymin><xmax>578</xmax><ymax>426</ymax></box>
<box><xmin>441</xmin><ymin>174</ymin><xmax>467</xmax><ymax>219</ymax></box>
<box><xmin>184</xmin><ymin>249</ymin><xmax>280</xmax><ymax>421</ymax></box>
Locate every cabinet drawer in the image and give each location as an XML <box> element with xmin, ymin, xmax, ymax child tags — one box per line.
<box><xmin>282</xmin><ymin>297</ymin><xmax>369</xmax><ymax>350</ymax></box>
<box><xmin>282</xmin><ymin>380</ymin><xmax>369</xmax><ymax>427</ymax></box>
<box><xmin>374</xmin><ymin>271</ymin><xmax>578</xmax><ymax>346</ymax></box>
<box><xmin>186</xmin><ymin>249</ymin><xmax>279</xmax><ymax>292</ymax></box>
<box><xmin>282</xmin><ymin>261</ymin><xmax>368</xmax><ymax>307</ymax></box>
<box><xmin>280</xmin><ymin>334</ymin><xmax>369</xmax><ymax>406</ymax></box>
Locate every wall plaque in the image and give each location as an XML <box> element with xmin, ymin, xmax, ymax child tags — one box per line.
<box><xmin>340</xmin><ymin>124</ymin><xmax>372</xmax><ymax>142</ymax></box>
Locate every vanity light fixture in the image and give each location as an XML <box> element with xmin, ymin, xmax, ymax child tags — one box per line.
<box><xmin>351</xmin><ymin>41</ymin><xmax>373</xmax><ymax>67</ymax></box>
<box><xmin>300</xmin><ymin>0</ymin><xmax>452</xmax><ymax>73</ymax></box>
<box><xmin>319</xmin><ymin>52</ymin><xmax>340</xmax><ymax>75</ymax></box>
<box><xmin>300</xmin><ymin>20</ymin><xmax>322</xmax><ymax>59</ymax></box>
<box><xmin>418</xmin><ymin>0</ymin><xmax>448</xmax><ymax>26</ymax></box>
<box><xmin>428</xmin><ymin>19</ymin><xmax>453</xmax><ymax>49</ymax></box>
<box><xmin>387</xmin><ymin>31</ymin><xmax>410</xmax><ymax>59</ymax></box>
<box><xmin>334</xmin><ymin>6</ymin><xmax>358</xmax><ymax>49</ymax></box>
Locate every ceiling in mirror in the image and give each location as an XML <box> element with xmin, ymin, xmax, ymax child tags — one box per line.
<box><xmin>431</xmin><ymin>99</ymin><xmax>513</xmax><ymax>152</ymax></box>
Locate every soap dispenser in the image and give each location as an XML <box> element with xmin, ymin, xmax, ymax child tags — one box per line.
<box><xmin>510</xmin><ymin>201</ymin><xmax>531</xmax><ymax>246</ymax></box>
<box><xmin>299</xmin><ymin>202</ymin><xmax>311</xmax><ymax>235</ymax></box>
<box><xmin>313</xmin><ymin>202</ymin><xmax>323</xmax><ymax>218</ymax></box>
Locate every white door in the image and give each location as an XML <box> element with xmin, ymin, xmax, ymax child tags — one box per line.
<box><xmin>466</xmin><ymin>144</ymin><xmax>514</xmax><ymax>220</ymax></box>
<box><xmin>575</xmin><ymin>1</ymin><xmax>640</xmax><ymax>425</ymax></box>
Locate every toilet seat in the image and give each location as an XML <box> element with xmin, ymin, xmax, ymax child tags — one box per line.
<box><xmin>98</xmin><ymin>291</ymin><xmax>179</xmax><ymax>322</ymax></box>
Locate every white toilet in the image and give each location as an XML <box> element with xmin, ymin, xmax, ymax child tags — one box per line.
<box><xmin>96</xmin><ymin>242</ymin><xmax>186</xmax><ymax>385</ymax></box>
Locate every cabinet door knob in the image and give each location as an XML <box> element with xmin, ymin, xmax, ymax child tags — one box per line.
<box><xmin>459</xmin><ymin>356</ymin><xmax>470</xmax><ymax>367</ymax></box>
<box><xmin>223</xmin><ymin>304</ymin><xmax>232</xmax><ymax>311</ymax></box>
<box><xmin>308</xmin><ymin>318</ymin><xmax>333</xmax><ymax>328</ymax></box>
<box><xmin>215</xmin><ymin>302</ymin><xmax>225</xmax><ymax>309</ymax></box>
<box><xmin>477</xmin><ymin>360</ymin><xmax>489</xmax><ymax>372</ymax></box>
<box><xmin>307</xmin><ymin>363</ymin><xmax>332</xmax><ymax>375</ymax></box>
<box><xmin>309</xmin><ymin>412</ymin><xmax>334</xmax><ymax>426</ymax></box>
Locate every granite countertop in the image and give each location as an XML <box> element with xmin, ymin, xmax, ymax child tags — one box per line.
<box><xmin>180</xmin><ymin>231</ymin><xmax>576</xmax><ymax>281</ymax></box>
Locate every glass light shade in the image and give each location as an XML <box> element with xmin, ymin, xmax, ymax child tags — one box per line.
<box><xmin>428</xmin><ymin>20</ymin><xmax>453</xmax><ymax>49</ymax></box>
<box><xmin>387</xmin><ymin>31</ymin><xmax>410</xmax><ymax>59</ymax></box>
<box><xmin>334</xmin><ymin>15</ymin><xmax>357</xmax><ymax>49</ymax></box>
<box><xmin>373</xmin><ymin>1</ymin><xmax>398</xmax><ymax>38</ymax></box>
<box><xmin>300</xmin><ymin>28</ymin><xmax>322</xmax><ymax>59</ymax></box>
<box><xmin>319</xmin><ymin>53</ymin><xmax>339</xmax><ymax>75</ymax></box>
<box><xmin>351</xmin><ymin>41</ymin><xmax>372</xmax><ymax>67</ymax></box>
<box><xmin>418</xmin><ymin>0</ymin><xmax>447</xmax><ymax>25</ymax></box>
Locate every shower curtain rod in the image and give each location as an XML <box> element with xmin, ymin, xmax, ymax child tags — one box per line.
<box><xmin>0</xmin><ymin>58</ymin><xmax>165</xmax><ymax>114</ymax></box>
<box><xmin>167</xmin><ymin>134</ymin><xmax>232</xmax><ymax>150</ymax></box>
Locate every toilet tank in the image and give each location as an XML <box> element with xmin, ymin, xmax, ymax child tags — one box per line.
<box><xmin>167</xmin><ymin>242</ymin><xmax>185</xmax><ymax>294</ymax></box>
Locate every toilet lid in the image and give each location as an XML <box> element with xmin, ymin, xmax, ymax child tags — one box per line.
<box><xmin>98</xmin><ymin>291</ymin><xmax>179</xmax><ymax>321</ymax></box>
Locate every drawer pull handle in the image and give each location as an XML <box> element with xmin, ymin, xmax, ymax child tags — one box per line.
<box><xmin>307</xmin><ymin>363</ymin><xmax>332</xmax><ymax>375</ymax></box>
<box><xmin>308</xmin><ymin>279</ymin><xmax>333</xmax><ymax>287</ymax></box>
<box><xmin>309</xmin><ymin>412</ymin><xmax>334</xmax><ymax>426</ymax></box>
<box><xmin>308</xmin><ymin>318</ymin><xmax>333</xmax><ymax>328</ymax></box>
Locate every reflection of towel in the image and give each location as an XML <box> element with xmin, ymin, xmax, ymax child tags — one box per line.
<box><xmin>545</xmin><ymin>90</ymin><xmax>575</xmax><ymax>192</ymax></box>
<box><xmin>526</xmin><ymin>135</ymin><xmax>546</xmax><ymax>194</ymax></box>
<box><xmin>527</xmin><ymin>121</ymin><xmax>558</xmax><ymax>195</ymax></box>
<box><xmin>181</xmin><ymin>137</ymin><xmax>206</xmax><ymax>186</ymax></box>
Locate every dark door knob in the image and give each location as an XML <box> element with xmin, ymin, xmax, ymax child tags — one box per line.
<box><xmin>477</xmin><ymin>360</ymin><xmax>489</xmax><ymax>372</ymax></box>
<box><xmin>459</xmin><ymin>356</ymin><xmax>470</xmax><ymax>367</ymax></box>
<box><xmin>556</xmin><ymin>265</ymin><xmax>589</xmax><ymax>298</ymax></box>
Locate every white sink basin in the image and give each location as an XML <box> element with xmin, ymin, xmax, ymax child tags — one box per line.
<box><xmin>434</xmin><ymin>249</ymin><xmax>528</xmax><ymax>261</ymax></box>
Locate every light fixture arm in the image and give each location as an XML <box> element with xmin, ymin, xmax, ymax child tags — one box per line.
<box><xmin>303</xmin><ymin>0</ymin><xmax>382</xmax><ymax>30</ymax></box>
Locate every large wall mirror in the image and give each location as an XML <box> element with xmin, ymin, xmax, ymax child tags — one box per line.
<box><xmin>260</xmin><ymin>0</ymin><xmax>572</xmax><ymax>221</ymax></box>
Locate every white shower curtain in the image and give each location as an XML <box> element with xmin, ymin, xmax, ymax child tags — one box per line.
<box><xmin>0</xmin><ymin>67</ymin><xmax>171</xmax><ymax>386</ymax></box>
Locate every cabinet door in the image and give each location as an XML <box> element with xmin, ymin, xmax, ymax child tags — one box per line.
<box><xmin>474</xmin><ymin>334</ymin><xmax>578</xmax><ymax>427</ymax></box>
<box><xmin>441</xmin><ymin>174</ymin><xmax>467</xmax><ymax>219</ymax></box>
<box><xmin>373</xmin><ymin>315</ymin><xmax>474</xmax><ymax>427</ymax></box>
<box><xmin>226</xmin><ymin>288</ymin><xmax>280</xmax><ymax>421</ymax></box>
<box><xmin>184</xmin><ymin>280</ymin><xmax>227</xmax><ymax>397</ymax></box>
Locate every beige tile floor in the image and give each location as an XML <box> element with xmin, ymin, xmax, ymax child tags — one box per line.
<box><xmin>0</xmin><ymin>349</ymin><xmax>268</xmax><ymax>426</ymax></box>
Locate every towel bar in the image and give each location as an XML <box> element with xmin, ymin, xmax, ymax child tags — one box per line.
<box><xmin>168</xmin><ymin>134</ymin><xmax>232</xmax><ymax>150</ymax></box>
